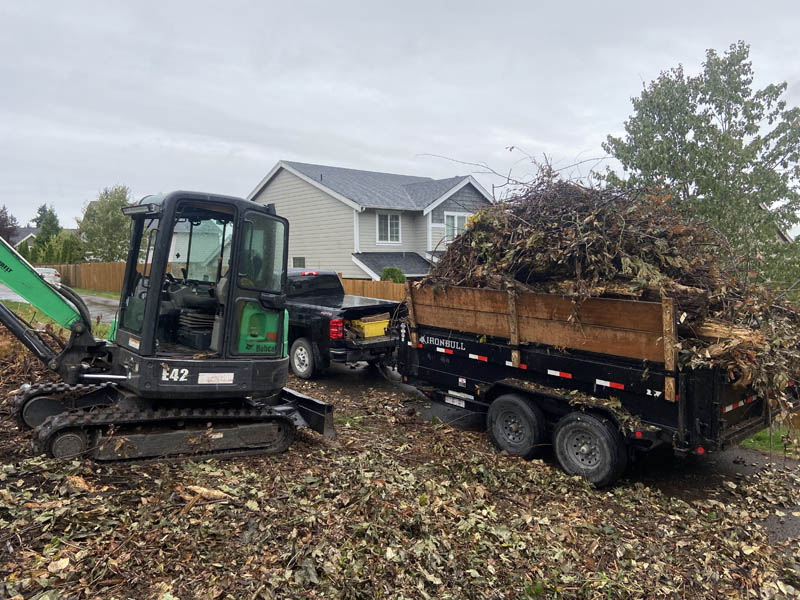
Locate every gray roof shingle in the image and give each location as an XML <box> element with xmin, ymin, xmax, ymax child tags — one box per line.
<box><xmin>352</xmin><ymin>252</ymin><xmax>432</xmax><ymax>277</ymax></box>
<box><xmin>8</xmin><ymin>226</ymin><xmax>38</xmax><ymax>246</ymax></box>
<box><xmin>285</xmin><ymin>161</ymin><xmax>469</xmax><ymax>210</ymax></box>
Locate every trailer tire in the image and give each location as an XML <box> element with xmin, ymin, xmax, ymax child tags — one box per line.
<box><xmin>486</xmin><ymin>394</ymin><xmax>546</xmax><ymax>459</ymax></box>
<box><xmin>290</xmin><ymin>338</ymin><xmax>316</xmax><ymax>379</ymax></box>
<box><xmin>553</xmin><ymin>412</ymin><xmax>627</xmax><ymax>487</ymax></box>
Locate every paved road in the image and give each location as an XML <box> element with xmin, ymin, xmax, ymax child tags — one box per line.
<box><xmin>0</xmin><ymin>284</ymin><xmax>118</xmax><ymax>323</ymax></box>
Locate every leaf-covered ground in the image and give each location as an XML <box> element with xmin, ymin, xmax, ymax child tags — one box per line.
<box><xmin>2</xmin><ymin>354</ymin><xmax>800</xmax><ymax>598</ymax></box>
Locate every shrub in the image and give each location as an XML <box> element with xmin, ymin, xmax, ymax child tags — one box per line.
<box><xmin>380</xmin><ymin>267</ymin><xmax>406</xmax><ymax>283</ymax></box>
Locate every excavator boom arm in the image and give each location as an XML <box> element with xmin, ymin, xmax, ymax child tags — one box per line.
<box><xmin>0</xmin><ymin>237</ymin><xmax>91</xmax><ymax>366</ymax></box>
<box><xmin>0</xmin><ymin>237</ymin><xmax>82</xmax><ymax>329</ymax></box>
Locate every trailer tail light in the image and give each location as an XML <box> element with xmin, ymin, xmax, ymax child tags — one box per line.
<box><xmin>696</xmin><ymin>446</ymin><xmax>705</xmax><ymax>455</ymax></box>
<box><xmin>329</xmin><ymin>319</ymin><xmax>343</xmax><ymax>339</ymax></box>
<box><xmin>634</xmin><ymin>431</ymin><xmax>643</xmax><ymax>439</ymax></box>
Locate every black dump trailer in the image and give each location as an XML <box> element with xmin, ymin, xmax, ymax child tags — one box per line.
<box><xmin>397</xmin><ymin>285</ymin><xmax>776</xmax><ymax>486</ymax></box>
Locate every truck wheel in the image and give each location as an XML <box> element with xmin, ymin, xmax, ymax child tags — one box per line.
<box><xmin>553</xmin><ymin>412</ymin><xmax>628</xmax><ymax>487</ymax></box>
<box><xmin>290</xmin><ymin>338</ymin><xmax>316</xmax><ymax>379</ymax></box>
<box><xmin>486</xmin><ymin>394</ymin><xmax>546</xmax><ymax>459</ymax></box>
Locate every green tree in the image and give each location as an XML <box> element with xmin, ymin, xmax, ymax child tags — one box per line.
<box><xmin>32</xmin><ymin>204</ymin><xmax>49</xmax><ymax>227</ymax></box>
<box><xmin>17</xmin><ymin>239</ymin><xmax>30</xmax><ymax>261</ymax></box>
<box><xmin>0</xmin><ymin>205</ymin><xmax>19</xmax><ymax>243</ymax></box>
<box><xmin>44</xmin><ymin>231</ymin><xmax>85</xmax><ymax>263</ymax></box>
<box><xmin>31</xmin><ymin>206</ymin><xmax>61</xmax><ymax>261</ymax></box>
<box><xmin>603</xmin><ymin>41</ymin><xmax>800</xmax><ymax>283</ymax></box>
<box><xmin>78</xmin><ymin>185</ymin><xmax>132</xmax><ymax>262</ymax></box>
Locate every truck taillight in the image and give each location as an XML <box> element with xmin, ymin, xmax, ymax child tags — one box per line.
<box><xmin>302</xmin><ymin>271</ymin><xmax>318</xmax><ymax>276</ymax></box>
<box><xmin>330</xmin><ymin>319</ymin><xmax>343</xmax><ymax>339</ymax></box>
<box><xmin>55</xmin><ymin>272</ymin><xmax>60</xmax><ymax>278</ymax></box>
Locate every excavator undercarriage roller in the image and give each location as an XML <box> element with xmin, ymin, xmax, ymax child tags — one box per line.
<box><xmin>49</xmin><ymin>428</ymin><xmax>89</xmax><ymax>459</ymax></box>
<box><xmin>13</xmin><ymin>382</ymin><xmax>117</xmax><ymax>430</ymax></box>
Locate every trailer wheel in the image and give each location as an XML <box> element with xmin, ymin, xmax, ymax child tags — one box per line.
<box><xmin>290</xmin><ymin>338</ymin><xmax>316</xmax><ymax>379</ymax></box>
<box><xmin>553</xmin><ymin>412</ymin><xmax>627</xmax><ymax>487</ymax></box>
<box><xmin>486</xmin><ymin>394</ymin><xmax>546</xmax><ymax>459</ymax></box>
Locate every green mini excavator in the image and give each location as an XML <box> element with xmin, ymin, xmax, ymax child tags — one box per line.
<box><xmin>1</xmin><ymin>191</ymin><xmax>334</xmax><ymax>461</ymax></box>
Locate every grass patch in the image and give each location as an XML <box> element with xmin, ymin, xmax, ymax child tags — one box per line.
<box><xmin>71</xmin><ymin>287</ymin><xmax>120</xmax><ymax>300</ymax></box>
<box><xmin>740</xmin><ymin>426</ymin><xmax>799</xmax><ymax>457</ymax></box>
<box><xmin>1</xmin><ymin>300</ymin><xmax>112</xmax><ymax>340</ymax></box>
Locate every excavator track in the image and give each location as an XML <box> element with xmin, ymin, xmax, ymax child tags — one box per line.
<box><xmin>33</xmin><ymin>404</ymin><xmax>297</xmax><ymax>463</ymax></box>
<box><xmin>13</xmin><ymin>381</ymin><xmax>116</xmax><ymax>430</ymax></box>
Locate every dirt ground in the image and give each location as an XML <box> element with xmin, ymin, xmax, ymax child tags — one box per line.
<box><xmin>316</xmin><ymin>364</ymin><xmax>800</xmax><ymax>542</ymax></box>
<box><xmin>2</xmin><ymin>359</ymin><xmax>800</xmax><ymax>599</ymax></box>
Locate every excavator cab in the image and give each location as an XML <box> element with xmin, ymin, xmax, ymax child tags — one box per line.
<box><xmin>2</xmin><ymin>190</ymin><xmax>333</xmax><ymax>461</ymax></box>
<box><xmin>114</xmin><ymin>191</ymin><xmax>291</xmax><ymax>399</ymax></box>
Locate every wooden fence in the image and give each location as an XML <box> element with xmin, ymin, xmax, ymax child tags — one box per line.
<box><xmin>340</xmin><ymin>279</ymin><xmax>406</xmax><ymax>301</ymax></box>
<box><xmin>37</xmin><ymin>262</ymin><xmax>126</xmax><ymax>294</ymax></box>
<box><xmin>35</xmin><ymin>262</ymin><xmax>407</xmax><ymax>302</ymax></box>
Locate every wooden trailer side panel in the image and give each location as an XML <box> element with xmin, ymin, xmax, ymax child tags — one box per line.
<box><xmin>407</xmin><ymin>286</ymin><xmax>674</xmax><ymax>364</ymax></box>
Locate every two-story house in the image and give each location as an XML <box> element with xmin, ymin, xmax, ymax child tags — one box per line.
<box><xmin>247</xmin><ymin>161</ymin><xmax>493</xmax><ymax>279</ymax></box>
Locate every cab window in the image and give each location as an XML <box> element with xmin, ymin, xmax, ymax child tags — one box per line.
<box><xmin>238</xmin><ymin>212</ymin><xmax>285</xmax><ymax>292</ymax></box>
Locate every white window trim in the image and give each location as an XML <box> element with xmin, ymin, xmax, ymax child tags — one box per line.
<box><xmin>353</xmin><ymin>209</ymin><xmax>360</xmax><ymax>252</ymax></box>
<box><xmin>426</xmin><ymin>212</ymin><xmax>432</xmax><ymax>252</ymax></box>
<box><xmin>376</xmin><ymin>211</ymin><xmax>402</xmax><ymax>245</ymax></box>
<box><xmin>443</xmin><ymin>211</ymin><xmax>472</xmax><ymax>244</ymax></box>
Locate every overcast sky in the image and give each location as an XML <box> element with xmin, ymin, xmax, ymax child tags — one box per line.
<box><xmin>1</xmin><ymin>1</ymin><xmax>798</xmax><ymax>227</ymax></box>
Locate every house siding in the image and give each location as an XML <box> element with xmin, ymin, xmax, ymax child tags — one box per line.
<box><xmin>431</xmin><ymin>225</ymin><xmax>447</xmax><ymax>252</ymax></box>
<box><xmin>251</xmin><ymin>168</ymin><xmax>362</xmax><ymax>278</ymax></box>
<box><xmin>431</xmin><ymin>184</ymin><xmax>490</xmax><ymax>224</ymax></box>
<box><xmin>358</xmin><ymin>209</ymin><xmax>420</xmax><ymax>253</ymax></box>
<box><xmin>412</xmin><ymin>214</ymin><xmax>428</xmax><ymax>252</ymax></box>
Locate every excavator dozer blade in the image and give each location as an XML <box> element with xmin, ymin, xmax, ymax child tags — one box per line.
<box><xmin>278</xmin><ymin>387</ymin><xmax>336</xmax><ymax>438</ymax></box>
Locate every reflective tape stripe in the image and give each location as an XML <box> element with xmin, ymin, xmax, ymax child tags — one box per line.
<box><xmin>468</xmin><ymin>353</ymin><xmax>488</xmax><ymax>362</ymax></box>
<box><xmin>506</xmin><ymin>361</ymin><xmax>527</xmax><ymax>369</ymax></box>
<box><xmin>548</xmin><ymin>369</ymin><xmax>573</xmax><ymax>379</ymax></box>
<box><xmin>436</xmin><ymin>347</ymin><xmax>454</xmax><ymax>355</ymax></box>
<box><xmin>596</xmin><ymin>379</ymin><xmax>624</xmax><ymax>390</ymax></box>
<box><xmin>723</xmin><ymin>396</ymin><xmax>757</xmax><ymax>414</ymax></box>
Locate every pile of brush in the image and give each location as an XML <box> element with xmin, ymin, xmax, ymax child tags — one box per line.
<box><xmin>425</xmin><ymin>179</ymin><xmax>800</xmax><ymax>419</ymax></box>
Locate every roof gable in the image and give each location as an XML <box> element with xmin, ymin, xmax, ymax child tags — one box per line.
<box><xmin>8</xmin><ymin>226</ymin><xmax>39</xmax><ymax>246</ymax></box>
<box><xmin>286</xmin><ymin>161</ymin><xmax>430</xmax><ymax>210</ymax></box>
<box><xmin>248</xmin><ymin>160</ymin><xmax>492</xmax><ymax>212</ymax></box>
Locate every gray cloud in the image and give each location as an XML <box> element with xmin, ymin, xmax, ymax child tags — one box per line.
<box><xmin>1</xmin><ymin>1</ymin><xmax>798</xmax><ymax>225</ymax></box>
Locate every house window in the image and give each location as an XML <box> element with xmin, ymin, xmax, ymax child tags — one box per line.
<box><xmin>293</xmin><ymin>257</ymin><xmax>305</xmax><ymax>268</ymax></box>
<box><xmin>377</xmin><ymin>212</ymin><xmax>401</xmax><ymax>244</ymax></box>
<box><xmin>444</xmin><ymin>212</ymin><xmax>471</xmax><ymax>243</ymax></box>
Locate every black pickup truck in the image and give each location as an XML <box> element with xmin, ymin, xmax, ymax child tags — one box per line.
<box><xmin>285</xmin><ymin>269</ymin><xmax>400</xmax><ymax>378</ymax></box>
